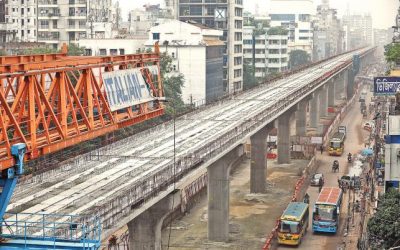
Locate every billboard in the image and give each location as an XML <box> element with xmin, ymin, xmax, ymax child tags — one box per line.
<box><xmin>373</xmin><ymin>77</ymin><xmax>400</xmax><ymax>96</ymax></box>
<box><xmin>102</xmin><ymin>68</ymin><xmax>155</xmax><ymax>111</ymax></box>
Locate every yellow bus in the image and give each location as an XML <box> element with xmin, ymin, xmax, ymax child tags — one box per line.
<box><xmin>329</xmin><ymin>132</ymin><xmax>345</xmax><ymax>156</ymax></box>
<box><xmin>277</xmin><ymin>202</ymin><xmax>309</xmax><ymax>246</ymax></box>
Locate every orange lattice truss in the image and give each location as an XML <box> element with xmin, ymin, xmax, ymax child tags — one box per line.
<box><xmin>0</xmin><ymin>44</ymin><xmax>164</xmax><ymax>170</ymax></box>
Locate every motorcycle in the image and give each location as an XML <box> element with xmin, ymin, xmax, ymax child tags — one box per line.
<box><xmin>348</xmin><ymin>155</ymin><xmax>352</xmax><ymax>163</ymax></box>
<box><xmin>332</xmin><ymin>160</ymin><xmax>339</xmax><ymax>172</ymax></box>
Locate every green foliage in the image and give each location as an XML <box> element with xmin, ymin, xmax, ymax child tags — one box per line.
<box><xmin>267</xmin><ymin>26</ymin><xmax>289</xmax><ymax>36</ymax></box>
<box><xmin>23</xmin><ymin>47</ymin><xmax>58</xmax><ymax>55</ymax></box>
<box><xmin>367</xmin><ymin>189</ymin><xmax>400</xmax><ymax>249</ymax></box>
<box><xmin>384</xmin><ymin>43</ymin><xmax>400</xmax><ymax>64</ymax></box>
<box><xmin>254</xmin><ymin>28</ymin><xmax>267</xmax><ymax>36</ymax></box>
<box><xmin>243</xmin><ymin>62</ymin><xmax>258</xmax><ymax>90</ymax></box>
<box><xmin>289</xmin><ymin>50</ymin><xmax>311</xmax><ymax>69</ymax></box>
<box><xmin>0</xmin><ymin>50</ymin><xmax>5</xmax><ymax>56</ymax></box>
<box><xmin>159</xmin><ymin>52</ymin><xmax>186</xmax><ymax>118</ymax></box>
<box><xmin>67</xmin><ymin>43</ymin><xmax>85</xmax><ymax>56</ymax></box>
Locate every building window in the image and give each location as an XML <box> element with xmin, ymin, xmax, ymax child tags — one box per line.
<box><xmin>234</xmin><ymin>45</ymin><xmax>242</xmax><ymax>53</ymax></box>
<box><xmin>53</xmin><ymin>20</ymin><xmax>57</xmax><ymax>28</ymax></box>
<box><xmin>243</xmin><ymin>39</ymin><xmax>252</xmax><ymax>45</ymax></box>
<box><xmin>298</xmin><ymin>14</ymin><xmax>310</xmax><ymax>22</ymax></box>
<box><xmin>99</xmin><ymin>49</ymin><xmax>107</xmax><ymax>55</ymax></box>
<box><xmin>234</xmin><ymin>7</ymin><xmax>242</xmax><ymax>17</ymax></box>
<box><xmin>27</xmin><ymin>8</ymin><xmax>30</xmax><ymax>12</ymax></box>
<box><xmin>234</xmin><ymin>32</ymin><xmax>242</xmax><ymax>41</ymax></box>
<box><xmin>234</xmin><ymin>69</ymin><xmax>242</xmax><ymax>77</ymax></box>
<box><xmin>235</xmin><ymin>20</ymin><xmax>242</xmax><ymax>29</ymax></box>
<box><xmin>189</xmin><ymin>6</ymin><xmax>202</xmax><ymax>16</ymax></box>
<box><xmin>21</xmin><ymin>8</ymin><xmax>24</xmax><ymax>15</ymax></box>
<box><xmin>171</xmin><ymin>52</ymin><xmax>175</xmax><ymax>58</ymax></box>
<box><xmin>234</xmin><ymin>56</ymin><xmax>242</xmax><ymax>66</ymax></box>
<box><xmin>152</xmin><ymin>33</ymin><xmax>160</xmax><ymax>40</ymax></box>
<box><xmin>21</xmin><ymin>19</ymin><xmax>24</xmax><ymax>26</ymax></box>
<box><xmin>270</xmin><ymin>14</ymin><xmax>295</xmax><ymax>21</ymax></box>
<box><xmin>110</xmin><ymin>49</ymin><xmax>117</xmax><ymax>55</ymax></box>
<box><xmin>119</xmin><ymin>49</ymin><xmax>125</xmax><ymax>55</ymax></box>
<box><xmin>179</xmin><ymin>6</ymin><xmax>189</xmax><ymax>16</ymax></box>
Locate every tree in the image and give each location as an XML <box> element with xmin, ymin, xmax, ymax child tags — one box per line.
<box><xmin>159</xmin><ymin>52</ymin><xmax>186</xmax><ymax>118</ymax></box>
<box><xmin>67</xmin><ymin>43</ymin><xmax>85</xmax><ymax>56</ymax></box>
<box><xmin>243</xmin><ymin>62</ymin><xmax>257</xmax><ymax>90</ymax></box>
<box><xmin>0</xmin><ymin>50</ymin><xmax>5</xmax><ymax>56</ymax></box>
<box><xmin>367</xmin><ymin>189</ymin><xmax>400</xmax><ymax>249</ymax></box>
<box><xmin>384</xmin><ymin>43</ymin><xmax>400</xmax><ymax>65</ymax></box>
<box><xmin>23</xmin><ymin>47</ymin><xmax>57</xmax><ymax>55</ymax></box>
<box><xmin>267</xmin><ymin>26</ymin><xmax>289</xmax><ymax>36</ymax></box>
<box><xmin>289</xmin><ymin>50</ymin><xmax>311</xmax><ymax>69</ymax></box>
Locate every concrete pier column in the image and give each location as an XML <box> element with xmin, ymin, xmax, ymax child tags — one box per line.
<box><xmin>347</xmin><ymin>69</ymin><xmax>354</xmax><ymax>98</ymax></box>
<box><xmin>343</xmin><ymin>69</ymin><xmax>348</xmax><ymax>100</ymax></box>
<box><xmin>296</xmin><ymin>100</ymin><xmax>307</xmax><ymax>136</ymax></box>
<box><xmin>128</xmin><ymin>194</ymin><xmax>175</xmax><ymax>250</ymax></box>
<box><xmin>335</xmin><ymin>74</ymin><xmax>343</xmax><ymax>101</ymax></box>
<box><xmin>328</xmin><ymin>80</ymin><xmax>335</xmax><ymax>107</ymax></box>
<box><xmin>208</xmin><ymin>146</ymin><xmax>242</xmax><ymax>242</ymax></box>
<box><xmin>250</xmin><ymin>124</ymin><xmax>273</xmax><ymax>193</ymax></box>
<box><xmin>319</xmin><ymin>86</ymin><xmax>328</xmax><ymax>117</ymax></box>
<box><xmin>309</xmin><ymin>94</ymin><xmax>319</xmax><ymax>129</ymax></box>
<box><xmin>278</xmin><ymin>109</ymin><xmax>295</xmax><ymax>164</ymax></box>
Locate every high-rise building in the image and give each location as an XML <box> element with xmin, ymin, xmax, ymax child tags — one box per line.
<box><xmin>268</xmin><ymin>0</ymin><xmax>314</xmax><ymax>58</ymax></box>
<box><xmin>342</xmin><ymin>14</ymin><xmax>373</xmax><ymax>50</ymax></box>
<box><xmin>313</xmin><ymin>0</ymin><xmax>342</xmax><ymax>60</ymax></box>
<box><xmin>176</xmin><ymin>0</ymin><xmax>243</xmax><ymax>94</ymax></box>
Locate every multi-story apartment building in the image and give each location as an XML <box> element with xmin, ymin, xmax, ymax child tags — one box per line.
<box><xmin>269</xmin><ymin>0</ymin><xmax>314</xmax><ymax>58</ymax></box>
<box><xmin>267</xmin><ymin>29</ymin><xmax>288</xmax><ymax>73</ymax></box>
<box><xmin>176</xmin><ymin>0</ymin><xmax>243</xmax><ymax>94</ymax></box>
<box><xmin>0</xmin><ymin>0</ymin><xmax>6</xmax><ymax>43</ymax></box>
<box><xmin>145</xmin><ymin>20</ymin><xmax>224</xmax><ymax>105</ymax></box>
<box><xmin>243</xmin><ymin>25</ymin><xmax>288</xmax><ymax>82</ymax></box>
<box><xmin>5</xmin><ymin>0</ymin><xmax>37</xmax><ymax>42</ymax></box>
<box><xmin>313</xmin><ymin>0</ymin><xmax>342</xmax><ymax>61</ymax></box>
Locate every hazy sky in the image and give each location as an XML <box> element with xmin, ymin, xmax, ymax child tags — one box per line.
<box><xmin>116</xmin><ymin>0</ymin><xmax>398</xmax><ymax>29</ymax></box>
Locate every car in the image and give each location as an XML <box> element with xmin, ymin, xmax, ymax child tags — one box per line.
<box><xmin>310</xmin><ymin>173</ymin><xmax>324</xmax><ymax>186</ymax></box>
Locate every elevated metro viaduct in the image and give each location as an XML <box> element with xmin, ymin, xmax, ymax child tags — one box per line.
<box><xmin>1</xmin><ymin>46</ymin><xmax>375</xmax><ymax>249</ymax></box>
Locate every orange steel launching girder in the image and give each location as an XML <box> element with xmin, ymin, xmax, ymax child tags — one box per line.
<box><xmin>0</xmin><ymin>44</ymin><xmax>165</xmax><ymax>171</ymax></box>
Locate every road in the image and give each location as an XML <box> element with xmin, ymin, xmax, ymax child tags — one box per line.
<box><xmin>278</xmin><ymin>86</ymin><xmax>368</xmax><ymax>250</ymax></box>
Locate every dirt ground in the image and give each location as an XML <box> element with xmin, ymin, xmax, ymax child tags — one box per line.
<box><xmin>160</xmin><ymin>158</ymin><xmax>310</xmax><ymax>250</ymax></box>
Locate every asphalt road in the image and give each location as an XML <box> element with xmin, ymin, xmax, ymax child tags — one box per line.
<box><xmin>278</xmin><ymin>91</ymin><xmax>367</xmax><ymax>250</ymax></box>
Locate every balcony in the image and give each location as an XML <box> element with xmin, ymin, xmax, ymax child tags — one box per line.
<box><xmin>38</xmin><ymin>0</ymin><xmax>58</xmax><ymax>6</ymax></box>
<box><xmin>66</xmin><ymin>25</ymin><xmax>86</xmax><ymax>31</ymax></box>
<box><xmin>69</xmin><ymin>0</ymin><xmax>86</xmax><ymax>6</ymax></box>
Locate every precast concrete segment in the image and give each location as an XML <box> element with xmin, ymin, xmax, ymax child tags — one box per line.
<box><xmin>296</xmin><ymin>100</ymin><xmax>308</xmax><ymax>136</ymax></box>
<box><xmin>310</xmin><ymin>95</ymin><xmax>319</xmax><ymax>128</ymax></box>
<box><xmin>6</xmin><ymin>48</ymin><xmax>372</xmax><ymax>236</ymax></box>
<box><xmin>127</xmin><ymin>194</ymin><xmax>174</xmax><ymax>250</ymax></box>
<box><xmin>319</xmin><ymin>86</ymin><xmax>328</xmax><ymax>117</ymax></box>
<box><xmin>278</xmin><ymin>110</ymin><xmax>293</xmax><ymax>164</ymax></box>
<box><xmin>207</xmin><ymin>146</ymin><xmax>241</xmax><ymax>242</ymax></box>
<box><xmin>250</xmin><ymin>124</ymin><xmax>273</xmax><ymax>193</ymax></box>
<box><xmin>328</xmin><ymin>81</ymin><xmax>335</xmax><ymax>107</ymax></box>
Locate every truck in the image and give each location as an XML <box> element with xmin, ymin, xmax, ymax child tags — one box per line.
<box><xmin>329</xmin><ymin>126</ymin><xmax>346</xmax><ymax>156</ymax></box>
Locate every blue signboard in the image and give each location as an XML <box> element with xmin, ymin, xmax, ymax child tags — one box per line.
<box><xmin>373</xmin><ymin>77</ymin><xmax>400</xmax><ymax>96</ymax></box>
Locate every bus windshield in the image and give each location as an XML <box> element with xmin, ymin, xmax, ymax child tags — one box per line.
<box><xmin>330</xmin><ymin>142</ymin><xmax>341</xmax><ymax>148</ymax></box>
<box><xmin>314</xmin><ymin>204</ymin><xmax>337</xmax><ymax>221</ymax></box>
<box><xmin>280</xmin><ymin>220</ymin><xmax>299</xmax><ymax>234</ymax></box>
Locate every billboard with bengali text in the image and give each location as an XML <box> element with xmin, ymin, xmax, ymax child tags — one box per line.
<box><xmin>102</xmin><ymin>68</ymin><xmax>155</xmax><ymax>111</ymax></box>
<box><xmin>373</xmin><ymin>77</ymin><xmax>400</xmax><ymax>96</ymax></box>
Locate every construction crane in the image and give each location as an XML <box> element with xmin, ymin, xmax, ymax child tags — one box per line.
<box><xmin>0</xmin><ymin>43</ymin><xmax>164</xmax><ymax>249</ymax></box>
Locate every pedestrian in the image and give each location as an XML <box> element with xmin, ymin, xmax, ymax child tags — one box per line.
<box><xmin>318</xmin><ymin>178</ymin><xmax>323</xmax><ymax>193</ymax></box>
<box><xmin>320</xmin><ymin>145</ymin><xmax>324</xmax><ymax>155</ymax></box>
<box><xmin>338</xmin><ymin>178</ymin><xmax>341</xmax><ymax>188</ymax></box>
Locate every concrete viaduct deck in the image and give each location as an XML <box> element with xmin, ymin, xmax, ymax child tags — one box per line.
<box><xmin>4</xmin><ymin>47</ymin><xmax>375</xmax><ymax>249</ymax></box>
